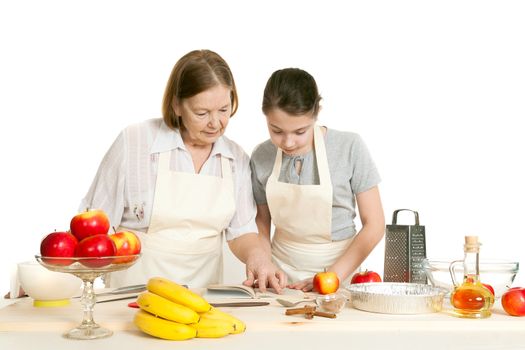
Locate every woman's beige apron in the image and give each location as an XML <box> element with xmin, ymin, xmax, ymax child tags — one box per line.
<box><xmin>267</xmin><ymin>126</ymin><xmax>353</xmax><ymax>283</ymax></box>
<box><xmin>109</xmin><ymin>151</ymin><xmax>235</xmax><ymax>288</ymax></box>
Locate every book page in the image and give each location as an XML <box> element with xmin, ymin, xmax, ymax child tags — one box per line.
<box><xmin>255</xmin><ymin>287</ymin><xmax>304</xmax><ymax>299</ymax></box>
<box><xmin>206</xmin><ymin>284</ymin><xmax>305</xmax><ymax>299</ymax></box>
<box><xmin>206</xmin><ymin>284</ymin><xmax>256</xmax><ymax>299</ymax></box>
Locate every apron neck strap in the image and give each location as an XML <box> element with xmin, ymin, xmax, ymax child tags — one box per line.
<box><xmin>158</xmin><ymin>151</ymin><xmax>170</xmax><ymax>170</ymax></box>
<box><xmin>270</xmin><ymin>125</ymin><xmax>330</xmax><ymax>185</ymax></box>
<box><xmin>313</xmin><ymin>125</ymin><xmax>330</xmax><ymax>185</ymax></box>
<box><xmin>220</xmin><ymin>155</ymin><xmax>232</xmax><ymax>179</ymax></box>
<box><xmin>271</xmin><ymin>146</ymin><xmax>284</xmax><ymax>177</ymax></box>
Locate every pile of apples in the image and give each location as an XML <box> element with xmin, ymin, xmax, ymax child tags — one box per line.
<box><xmin>40</xmin><ymin>209</ymin><xmax>141</xmax><ymax>268</ymax></box>
<box><xmin>313</xmin><ymin>269</ymin><xmax>382</xmax><ymax>294</ymax></box>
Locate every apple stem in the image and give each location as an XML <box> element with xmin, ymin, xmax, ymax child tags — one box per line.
<box><xmin>112</xmin><ymin>226</ymin><xmax>117</xmax><ymax>234</ymax></box>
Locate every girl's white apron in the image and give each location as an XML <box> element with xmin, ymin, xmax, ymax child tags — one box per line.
<box><xmin>267</xmin><ymin>126</ymin><xmax>352</xmax><ymax>283</ymax></box>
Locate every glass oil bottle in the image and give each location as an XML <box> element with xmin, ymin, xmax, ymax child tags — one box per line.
<box><xmin>449</xmin><ymin>236</ymin><xmax>494</xmax><ymax>318</ymax></box>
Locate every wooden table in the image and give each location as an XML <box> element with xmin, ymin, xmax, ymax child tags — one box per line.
<box><xmin>1</xmin><ymin>296</ymin><xmax>524</xmax><ymax>350</ymax></box>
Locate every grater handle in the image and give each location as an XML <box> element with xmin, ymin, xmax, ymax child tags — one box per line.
<box><xmin>392</xmin><ymin>209</ymin><xmax>420</xmax><ymax>225</ymax></box>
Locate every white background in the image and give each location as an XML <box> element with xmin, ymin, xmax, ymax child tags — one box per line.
<box><xmin>1</xmin><ymin>0</ymin><xmax>524</xmax><ymax>294</ymax></box>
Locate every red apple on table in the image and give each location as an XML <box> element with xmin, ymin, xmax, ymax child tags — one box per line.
<box><xmin>482</xmin><ymin>283</ymin><xmax>495</xmax><ymax>296</ymax></box>
<box><xmin>109</xmin><ymin>230</ymin><xmax>141</xmax><ymax>263</ymax></box>
<box><xmin>501</xmin><ymin>287</ymin><xmax>525</xmax><ymax>316</ymax></box>
<box><xmin>313</xmin><ymin>270</ymin><xmax>340</xmax><ymax>295</ymax></box>
<box><xmin>350</xmin><ymin>270</ymin><xmax>382</xmax><ymax>284</ymax></box>
<box><xmin>40</xmin><ymin>231</ymin><xmax>78</xmax><ymax>265</ymax></box>
<box><xmin>75</xmin><ymin>234</ymin><xmax>116</xmax><ymax>268</ymax></box>
<box><xmin>70</xmin><ymin>209</ymin><xmax>110</xmax><ymax>241</ymax></box>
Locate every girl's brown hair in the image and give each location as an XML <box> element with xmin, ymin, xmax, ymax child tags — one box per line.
<box><xmin>262</xmin><ymin>68</ymin><xmax>321</xmax><ymax>118</ymax></box>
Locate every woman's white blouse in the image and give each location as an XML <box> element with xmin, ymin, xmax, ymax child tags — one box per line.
<box><xmin>80</xmin><ymin>118</ymin><xmax>258</xmax><ymax>241</ymax></box>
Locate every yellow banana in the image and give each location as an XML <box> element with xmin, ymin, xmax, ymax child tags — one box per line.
<box><xmin>190</xmin><ymin>317</ymin><xmax>234</xmax><ymax>338</ymax></box>
<box><xmin>147</xmin><ymin>277</ymin><xmax>211</xmax><ymax>313</ymax></box>
<box><xmin>199</xmin><ymin>307</ymin><xmax>246</xmax><ymax>334</ymax></box>
<box><xmin>136</xmin><ymin>292</ymin><xmax>199</xmax><ymax>324</ymax></box>
<box><xmin>133</xmin><ymin>310</ymin><xmax>196</xmax><ymax>341</ymax></box>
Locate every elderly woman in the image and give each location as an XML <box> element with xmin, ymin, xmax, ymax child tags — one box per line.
<box><xmin>81</xmin><ymin>50</ymin><xmax>285</xmax><ymax>290</ymax></box>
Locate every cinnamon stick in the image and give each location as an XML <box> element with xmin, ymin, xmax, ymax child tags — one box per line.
<box><xmin>285</xmin><ymin>305</ymin><xmax>316</xmax><ymax>315</ymax></box>
<box><xmin>285</xmin><ymin>305</ymin><xmax>336</xmax><ymax>319</ymax></box>
<box><xmin>285</xmin><ymin>306</ymin><xmax>315</xmax><ymax>315</ymax></box>
<box><xmin>314</xmin><ymin>311</ymin><xmax>337</xmax><ymax>319</ymax></box>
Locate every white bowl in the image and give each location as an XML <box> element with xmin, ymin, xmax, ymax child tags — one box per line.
<box><xmin>17</xmin><ymin>261</ymin><xmax>82</xmax><ymax>307</ymax></box>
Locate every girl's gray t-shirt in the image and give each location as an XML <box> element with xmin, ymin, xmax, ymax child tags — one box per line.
<box><xmin>250</xmin><ymin>128</ymin><xmax>381</xmax><ymax>241</ymax></box>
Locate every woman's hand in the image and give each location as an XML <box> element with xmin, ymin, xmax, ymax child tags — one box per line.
<box><xmin>287</xmin><ymin>278</ymin><xmax>314</xmax><ymax>292</ymax></box>
<box><xmin>242</xmin><ymin>253</ymin><xmax>287</xmax><ymax>293</ymax></box>
<box><xmin>229</xmin><ymin>232</ymin><xmax>288</xmax><ymax>293</ymax></box>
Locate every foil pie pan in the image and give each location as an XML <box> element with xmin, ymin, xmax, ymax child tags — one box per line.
<box><xmin>345</xmin><ymin>282</ymin><xmax>446</xmax><ymax>314</ymax></box>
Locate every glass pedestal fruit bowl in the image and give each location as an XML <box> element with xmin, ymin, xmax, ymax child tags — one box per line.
<box><xmin>35</xmin><ymin>254</ymin><xmax>140</xmax><ymax>340</ymax></box>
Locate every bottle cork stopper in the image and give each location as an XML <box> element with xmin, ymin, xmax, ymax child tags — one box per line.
<box><xmin>464</xmin><ymin>235</ymin><xmax>480</xmax><ymax>252</ymax></box>
<box><xmin>465</xmin><ymin>236</ymin><xmax>478</xmax><ymax>244</ymax></box>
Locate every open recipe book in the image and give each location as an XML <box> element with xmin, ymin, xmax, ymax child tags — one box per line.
<box><xmin>206</xmin><ymin>284</ymin><xmax>305</xmax><ymax>299</ymax></box>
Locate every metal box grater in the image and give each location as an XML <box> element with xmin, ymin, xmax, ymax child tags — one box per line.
<box><xmin>383</xmin><ymin>209</ymin><xmax>427</xmax><ymax>284</ymax></box>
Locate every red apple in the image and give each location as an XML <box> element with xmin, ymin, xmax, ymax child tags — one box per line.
<box><xmin>350</xmin><ymin>270</ymin><xmax>382</xmax><ymax>284</ymax></box>
<box><xmin>313</xmin><ymin>270</ymin><xmax>340</xmax><ymax>295</ymax></box>
<box><xmin>109</xmin><ymin>230</ymin><xmax>141</xmax><ymax>263</ymax></box>
<box><xmin>70</xmin><ymin>209</ymin><xmax>110</xmax><ymax>241</ymax></box>
<box><xmin>482</xmin><ymin>283</ymin><xmax>495</xmax><ymax>296</ymax></box>
<box><xmin>40</xmin><ymin>231</ymin><xmax>78</xmax><ymax>265</ymax></box>
<box><xmin>501</xmin><ymin>287</ymin><xmax>525</xmax><ymax>316</ymax></box>
<box><xmin>75</xmin><ymin>234</ymin><xmax>116</xmax><ymax>268</ymax></box>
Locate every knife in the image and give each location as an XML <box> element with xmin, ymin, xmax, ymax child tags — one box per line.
<box><xmin>210</xmin><ymin>301</ymin><xmax>270</xmax><ymax>307</ymax></box>
<box><xmin>83</xmin><ymin>284</ymin><xmax>190</xmax><ymax>299</ymax></box>
<box><xmin>97</xmin><ymin>295</ymin><xmax>269</xmax><ymax>307</ymax></box>
<box><xmin>74</xmin><ymin>285</ymin><xmax>147</xmax><ymax>299</ymax></box>
<box><xmin>95</xmin><ymin>284</ymin><xmax>147</xmax><ymax>297</ymax></box>
<box><xmin>96</xmin><ymin>295</ymin><xmax>140</xmax><ymax>303</ymax></box>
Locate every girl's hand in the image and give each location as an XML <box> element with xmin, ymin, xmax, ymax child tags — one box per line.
<box><xmin>287</xmin><ymin>278</ymin><xmax>313</xmax><ymax>292</ymax></box>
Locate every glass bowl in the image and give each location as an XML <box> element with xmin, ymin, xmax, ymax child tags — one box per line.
<box><xmin>422</xmin><ymin>258</ymin><xmax>519</xmax><ymax>298</ymax></box>
<box><xmin>36</xmin><ymin>254</ymin><xmax>140</xmax><ymax>340</ymax></box>
<box><xmin>315</xmin><ymin>293</ymin><xmax>346</xmax><ymax>313</ymax></box>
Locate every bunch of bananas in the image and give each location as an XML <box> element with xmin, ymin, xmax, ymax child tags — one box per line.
<box><xmin>133</xmin><ymin>277</ymin><xmax>246</xmax><ymax>340</ymax></box>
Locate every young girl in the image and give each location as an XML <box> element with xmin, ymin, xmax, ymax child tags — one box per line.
<box><xmin>250</xmin><ymin>68</ymin><xmax>385</xmax><ymax>291</ymax></box>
